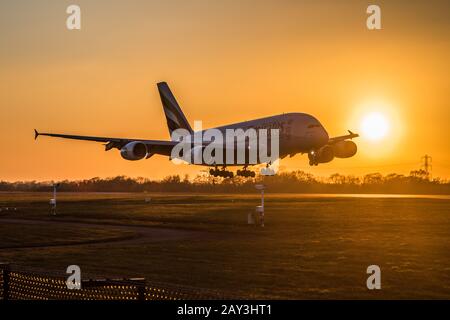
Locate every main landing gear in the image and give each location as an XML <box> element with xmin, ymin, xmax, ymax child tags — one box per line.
<box><xmin>209</xmin><ymin>166</ymin><xmax>257</xmax><ymax>178</ymax></box>
<box><xmin>210</xmin><ymin>167</ymin><xmax>234</xmax><ymax>178</ymax></box>
<box><xmin>237</xmin><ymin>166</ymin><xmax>256</xmax><ymax>177</ymax></box>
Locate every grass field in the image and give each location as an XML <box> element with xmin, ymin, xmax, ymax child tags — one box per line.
<box><xmin>0</xmin><ymin>192</ymin><xmax>449</xmax><ymax>299</ymax></box>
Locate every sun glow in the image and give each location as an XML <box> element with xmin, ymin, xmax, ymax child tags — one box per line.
<box><xmin>360</xmin><ymin>112</ymin><xmax>390</xmax><ymax>141</ymax></box>
<box><xmin>349</xmin><ymin>99</ymin><xmax>405</xmax><ymax>159</ymax></box>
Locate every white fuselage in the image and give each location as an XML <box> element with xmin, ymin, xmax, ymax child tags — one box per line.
<box><xmin>180</xmin><ymin>113</ymin><xmax>330</xmax><ymax>166</ymax></box>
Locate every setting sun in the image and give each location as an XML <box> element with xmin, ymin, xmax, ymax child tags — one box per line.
<box><xmin>360</xmin><ymin>112</ymin><xmax>390</xmax><ymax>141</ymax></box>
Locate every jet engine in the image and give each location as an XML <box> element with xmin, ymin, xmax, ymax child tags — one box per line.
<box><xmin>309</xmin><ymin>145</ymin><xmax>334</xmax><ymax>165</ymax></box>
<box><xmin>333</xmin><ymin>140</ymin><xmax>357</xmax><ymax>158</ymax></box>
<box><xmin>120</xmin><ymin>142</ymin><xmax>149</xmax><ymax>161</ymax></box>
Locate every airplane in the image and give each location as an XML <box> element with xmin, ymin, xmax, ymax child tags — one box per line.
<box><xmin>34</xmin><ymin>82</ymin><xmax>359</xmax><ymax>178</ymax></box>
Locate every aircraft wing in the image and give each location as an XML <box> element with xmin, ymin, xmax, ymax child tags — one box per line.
<box><xmin>34</xmin><ymin>129</ymin><xmax>178</xmax><ymax>155</ymax></box>
<box><xmin>328</xmin><ymin>130</ymin><xmax>359</xmax><ymax>144</ymax></box>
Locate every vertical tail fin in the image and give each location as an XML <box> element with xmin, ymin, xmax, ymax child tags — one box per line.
<box><xmin>157</xmin><ymin>82</ymin><xmax>193</xmax><ymax>137</ymax></box>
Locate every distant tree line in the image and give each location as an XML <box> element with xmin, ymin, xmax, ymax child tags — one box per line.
<box><xmin>1</xmin><ymin>169</ymin><xmax>448</xmax><ymax>194</ymax></box>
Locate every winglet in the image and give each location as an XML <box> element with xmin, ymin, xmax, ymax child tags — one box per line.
<box><xmin>34</xmin><ymin>129</ymin><xmax>39</xmax><ymax>140</ymax></box>
<box><xmin>348</xmin><ymin>130</ymin><xmax>359</xmax><ymax>138</ymax></box>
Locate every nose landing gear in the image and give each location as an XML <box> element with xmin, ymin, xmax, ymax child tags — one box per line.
<box><xmin>308</xmin><ymin>151</ymin><xmax>319</xmax><ymax>166</ymax></box>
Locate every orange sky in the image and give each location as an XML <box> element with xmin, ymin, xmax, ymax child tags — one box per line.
<box><xmin>1</xmin><ymin>0</ymin><xmax>449</xmax><ymax>181</ymax></box>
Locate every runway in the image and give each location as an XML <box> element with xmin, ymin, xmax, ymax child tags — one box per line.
<box><xmin>1</xmin><ymin>193</ymin><xmax>449</xmax><ymax>298</ymax></box>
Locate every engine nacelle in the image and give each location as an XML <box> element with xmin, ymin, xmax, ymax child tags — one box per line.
<box><xmin>316</xmin><ymin>145</ymin><xmax>334</xmax><ymax>163</ymax></box>
<box><xmin>309</xmin><ymin>145</ymin><xmax>334</xmax><ymax>165</ymax></box>
<box><xmin>120</xmin><ymin>142</ymin><xmax>149</xmax><ymax>161</ymax></box>
<box><xmin>333</xmin><ymin>140</ymin><xmax>357</xmax><ymax>158</ymax></box>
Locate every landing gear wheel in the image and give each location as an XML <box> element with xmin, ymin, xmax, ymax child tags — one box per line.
<box><xmin>237</xmin><ymin>168</ymin><xmax>256</xmax><ymax>177</ymax></box>
<box><xmin>209</xmin><ymin>167</ymin><xmax>234</xmax><ymax>178</ymax></box>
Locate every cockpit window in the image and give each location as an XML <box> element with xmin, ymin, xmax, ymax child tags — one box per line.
<box><xmin>308</xmin><ymin>124</ymin><xmax>321</xmax><ymax>128</ymax></box>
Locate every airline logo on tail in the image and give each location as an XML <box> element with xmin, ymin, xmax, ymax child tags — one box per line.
<box><xmin>157</xmin><ymin>82</ymin><xmax>193</xmax><ymax>138</ymax></box>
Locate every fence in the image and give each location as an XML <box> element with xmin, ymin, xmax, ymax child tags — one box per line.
<box><xmin>0</xmin><ymin>263</ymin><xmax>231</xmax><ymax>300</ymax></box>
